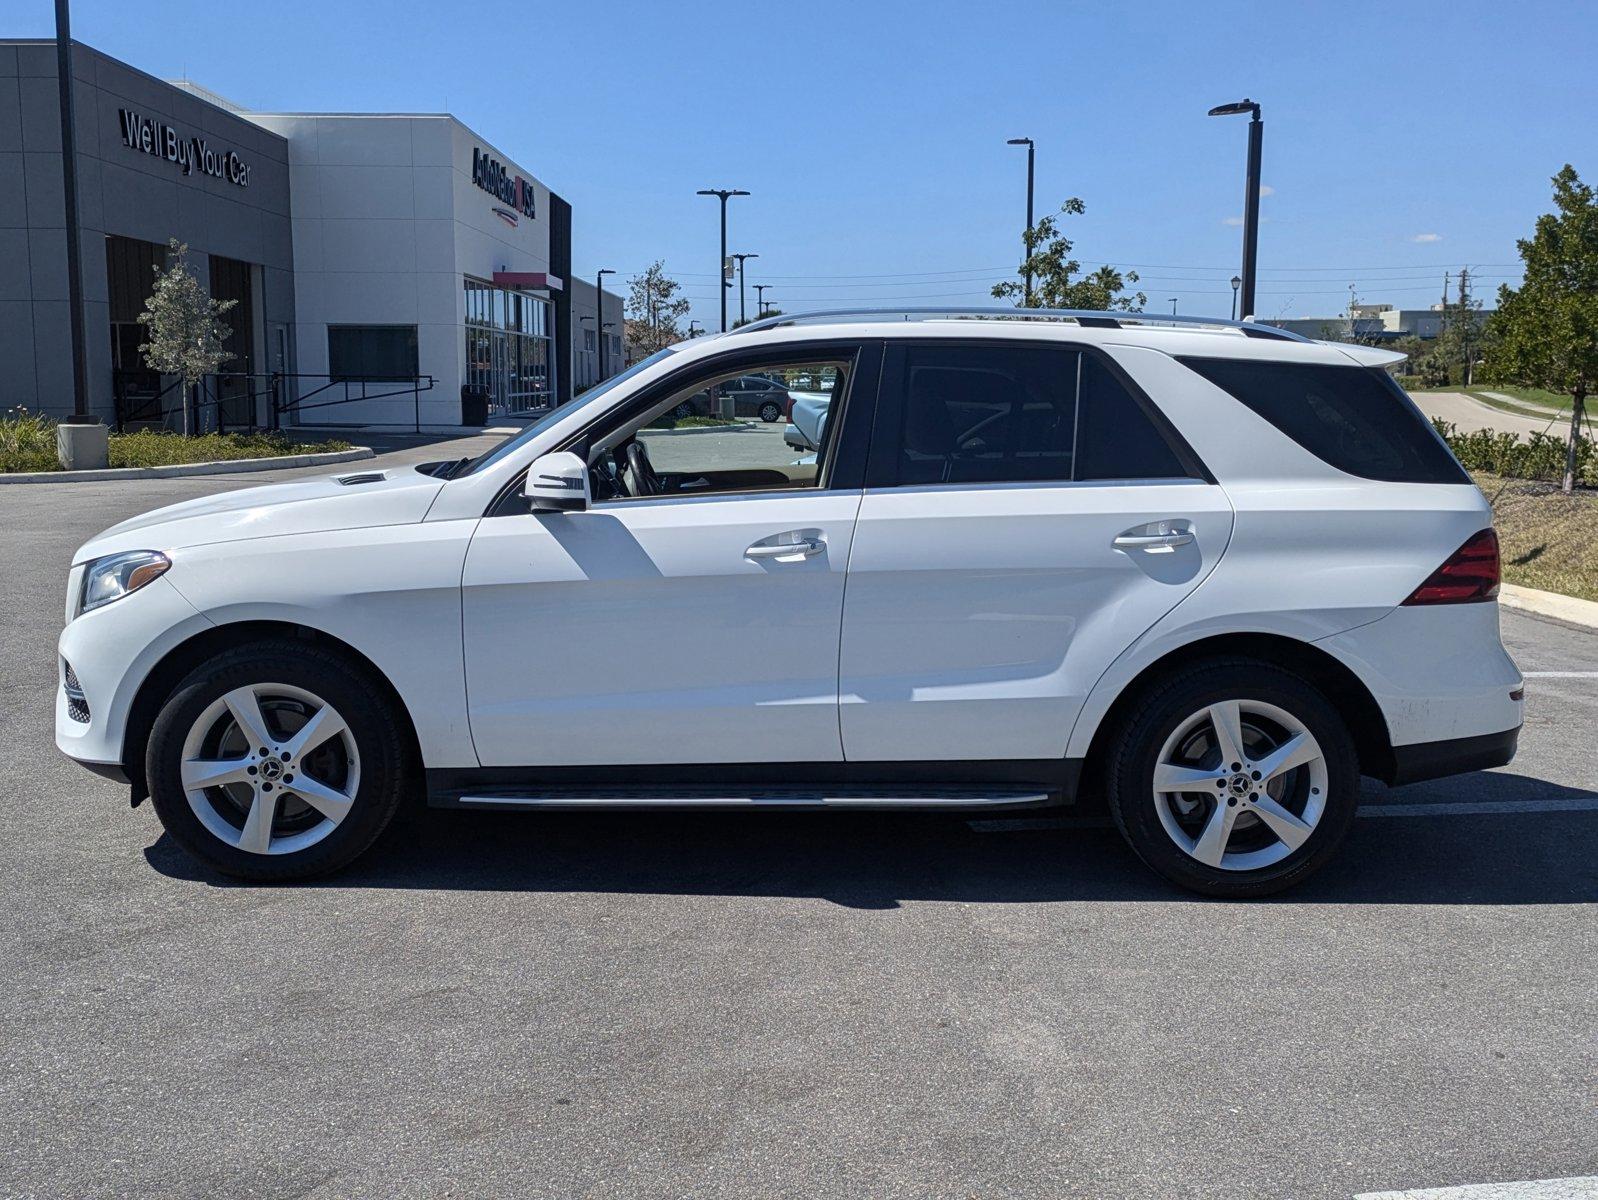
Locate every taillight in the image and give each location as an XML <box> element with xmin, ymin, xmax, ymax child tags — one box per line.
<box><xmin>1402</xmin><ymin>529</ymin><xmax>1500</xmax><ymax>605</ymax></box>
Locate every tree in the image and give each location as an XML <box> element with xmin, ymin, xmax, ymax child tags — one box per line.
<box><xmin>136</xmin><ymin>240</ymin><xmax>236</xmax><ymax>436</ymax></box>
<box><xmin>992</xmin><ymin>199</ymin><xmax>1145</xmax><ymax>312</ymax></box>
<box><xmin>624</xmin><ymin>261</ymin><xmax>691</xmax><ymax>359</ymax></box>
<box><xmin>1484</xmin><ymin>165</ymin><xmax>1598</xmax><ymax>493</ymax></box>
<box><xmin>732</xmin><ymin>307</ymin><xmax>782</xmax><ymax>329</ymax></box>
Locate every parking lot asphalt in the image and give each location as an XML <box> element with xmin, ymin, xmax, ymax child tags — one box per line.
<box><xmin>1</xmin><ymin>443</ymin><xmax>1594</xmax><ymax>1200</ymax></box>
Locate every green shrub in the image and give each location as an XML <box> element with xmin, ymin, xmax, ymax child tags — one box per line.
<box><xmin>0</xmin><ymin>408</ymin><xmax>61</xmax><ymax>472</ymax></box>
<box><xmin>1</xmin><ymin>410</ymin><xmax>351</xmax><ymax>472</ymax></box>
<box><xmin>1432</xmin><ymin>418</ymin><xmax>1596</xmax><ymax>486</ymax></box>
<box><xmin>108</xmin><ymin>430</ymin><xmax>351</xmax><ymax>468</ymax></box>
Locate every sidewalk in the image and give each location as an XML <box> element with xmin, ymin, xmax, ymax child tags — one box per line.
<box><xmin>1408</xmin><ymin>391</ymin><xmax>1560</xmax><ymax>438</ymax></box>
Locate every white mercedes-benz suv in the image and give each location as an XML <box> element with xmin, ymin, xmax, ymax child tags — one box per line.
<box><xmin>56</xmin><ymin>309</ymin><xmax>1522</xmax><ymax>896</ymax></box>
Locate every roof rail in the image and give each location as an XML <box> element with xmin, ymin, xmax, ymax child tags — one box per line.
<box><xmin>725</xmin><ymin>305</ymin><xmax>1312</xmax><ymax>343</ymax></box>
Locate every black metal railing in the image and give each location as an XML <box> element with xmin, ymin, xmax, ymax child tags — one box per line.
<box><xmin>113</xmin><ymin>370</ymin><xmax>437</xmax><ymax>434</ymax></box>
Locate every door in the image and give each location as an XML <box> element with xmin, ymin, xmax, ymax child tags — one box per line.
<box><xmin>839</xmin><ymin>341</ymin><xmax>1235</xmax><ymax>763</ymax></box>
<box><xmin>462</xmin><ymin>344</ymin><xmax>876</xmax><ymax>768</ymax></box>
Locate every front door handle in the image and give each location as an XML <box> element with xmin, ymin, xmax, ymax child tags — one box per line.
<box><xmin>746</xmin><ymin>535</ymin><xmax>825</xmax><ymax>560</ymax></box>
<box><xmin>1113</xmin><ymin>521</ymin><xmax>1194</xmax><ymax>552</ymax></box>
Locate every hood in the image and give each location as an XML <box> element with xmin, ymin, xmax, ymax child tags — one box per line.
<box><xmin>73</xmin><ymin>466</ymin><xmax>447</xmax><ymax>565</ymax></box>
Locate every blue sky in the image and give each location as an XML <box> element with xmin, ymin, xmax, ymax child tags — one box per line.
<box><xmin>17</xmin><ymin>0</ymin><xmax>1595</xmax><ymax>328</ymax></box>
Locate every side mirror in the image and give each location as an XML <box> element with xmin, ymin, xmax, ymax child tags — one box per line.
<box><xmin>524</xmin><ymin>451</ymin><xmax>591</xmax><ymax>512</ymax></box>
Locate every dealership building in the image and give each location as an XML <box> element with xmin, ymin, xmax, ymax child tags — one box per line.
<box><xmin>0</xmin><ymin>39</ymin><xmax>623</xmax><ymax>430</ymax></box>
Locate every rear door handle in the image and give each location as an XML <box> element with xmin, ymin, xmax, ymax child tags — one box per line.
<box><xmin>746</xmin><ymin>535</ymin><xmax>825</xmax><ymax>560</ymax></box>
<box><xmin>1113</xmin><ymin>522</ymin><xmax>1194</xmax><ymax>552</ymax></box>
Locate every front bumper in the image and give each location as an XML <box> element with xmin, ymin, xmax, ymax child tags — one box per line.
<box><xmin>55</xmin><ymin>573</ymin><xmax>213</xmax><ymax>772</ymax></box>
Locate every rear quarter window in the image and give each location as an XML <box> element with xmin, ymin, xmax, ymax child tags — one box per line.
<box><xmin>1178</xmin><ymin>357</ymin><xmax>1469</xmax><ymax>484</ymax></box>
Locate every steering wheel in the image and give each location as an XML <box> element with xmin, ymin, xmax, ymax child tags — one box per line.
<box><xmin>623</xmin><ymin>440</ymin><xmax>662</xmax><ymax>497</ymax></box>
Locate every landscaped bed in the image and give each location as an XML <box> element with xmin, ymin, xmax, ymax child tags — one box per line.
<box><xmin>1473</xmin><ymin>471</ymin><xmax>1598</xmax><ymax>603</ymax></box>
<box><xmin>2</xmin><ymin>409</ymin><xmax>352</xmax><ymax>473</ymax></box>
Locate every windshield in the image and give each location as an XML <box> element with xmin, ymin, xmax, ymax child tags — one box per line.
<box><xmin>455</xmin><ymin>347</ymin><xmax>680</xmax><ymax>477</ymax></box>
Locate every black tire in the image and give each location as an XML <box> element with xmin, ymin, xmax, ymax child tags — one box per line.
<box><xmin>145</xmin><ymin>639</ymin><xmax>412</xmax><ymax>881</ymax></box>
<box><xmin>1104</xmin><ymin>658</ymin><xmax>1359</xmax><ymax>898</ymax></box>
<box><xmin>758</xmin><ymin>401</ymin><xmax>782</xmax><ymax>423</ymax></box>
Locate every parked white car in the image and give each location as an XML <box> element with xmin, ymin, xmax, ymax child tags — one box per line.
<box><xmin>57</xmin><ymin>308</ymin><xmax>1522</xmax><ymax>896</ymax></box>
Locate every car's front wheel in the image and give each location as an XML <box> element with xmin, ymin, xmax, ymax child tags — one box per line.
<box><xmin>146</xmin><ymin>640</ymin><xmax>411</xmax><ymax>881</ymax></box>
<box><xmin>1105</xmin><ymin>660</ymin><xmax>1359</xmax><ymax>897</ymax></box>
<box><xmin>758</xmin><ymin>400</ymin><xmax>783</xmax><ymax>423</ymax></box>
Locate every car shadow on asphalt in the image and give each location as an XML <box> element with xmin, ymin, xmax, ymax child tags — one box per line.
<box><xmin>143</xmin><ymin>770</ymin><xmax>1598</xmax><ymax>907</ymax></box>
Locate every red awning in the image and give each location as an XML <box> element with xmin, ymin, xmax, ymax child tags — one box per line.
<box><xmin>492</xmin><ymin>271</ymin><xmax>563</xmax><ymax>292</ymax></box>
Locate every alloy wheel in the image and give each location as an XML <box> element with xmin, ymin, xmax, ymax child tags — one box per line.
<box><xmin>1151</xmin><ymin>698</ymin><xmax>1327</xmax><ymax>872</ymax></box>
<box><xmin>179</xmin><ymin>683</ymin><xmax>361</xmax><ymax>856</ymax></box>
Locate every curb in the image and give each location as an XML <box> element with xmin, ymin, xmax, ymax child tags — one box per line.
<box><xmin>1500</xmin><ymin>582</ymin><xmax>1598</xmax><ymax>631</ymax></box>
<box><xmin>0</xmin><ymin>446</ymin><xmax>374</xmax><ymax>485</ymax></box>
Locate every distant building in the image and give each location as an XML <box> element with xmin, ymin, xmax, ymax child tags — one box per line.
<box><xmin>1263</xmin><ymin>303</ymin><xmax>1488</xmax><ymax>343</ymax></box>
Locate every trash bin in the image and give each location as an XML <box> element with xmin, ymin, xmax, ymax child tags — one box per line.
<box><xmin>461</xmin><ymin>384</ymin><xmax>489</xmax><ymax>427</ymax></box>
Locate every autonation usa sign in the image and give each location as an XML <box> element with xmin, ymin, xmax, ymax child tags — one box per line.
<box><xmin>472</xmin><ymin>147</ymin><xmax>536</xmax><ymax>221</ymax></box>
<box><xmin>116</xmin><ymin>109</ymin><xmax>252</xmax><ymax>187</ymax></box>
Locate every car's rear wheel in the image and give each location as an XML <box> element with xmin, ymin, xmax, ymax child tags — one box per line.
<box><xmin>146</xmin><ymin>640</ymin><xmax>410</xmax><ymax>881</ymax></box>
<box><xmin>758</xmin><ymin>400</ymin><xmax>783</xmax><ymax>423</ymax></box>
<box><xmin>1105</xmin><ymin>660</ymin><xmax>1359</xmax><ymax>897</ymax></box>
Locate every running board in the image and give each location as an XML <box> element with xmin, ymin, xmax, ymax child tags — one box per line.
<box><xmin>446</xmin><ymin>788</ymin><xmax>1052</xmax><ymax>811</ymax></box>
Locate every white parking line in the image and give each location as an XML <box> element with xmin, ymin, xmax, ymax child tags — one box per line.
<box><xmin>1521</xmin><ymin>670</ymin><xmax>1598</xmax><ymax>678</ymax></box>
<box><xmin>968</xmin><ymin>796</ymin><xmax>1598</xmax><ymax>832</ymax></box>
<box><xmin>1359</xmin><ymin>797</ymin><xmax>1598</xmax><ymax>817</ymax></box>
<box><xmin>1355</xmin><ymin>1175</ymin><xmax>1598</xmax><ymax>1199</ymax></box>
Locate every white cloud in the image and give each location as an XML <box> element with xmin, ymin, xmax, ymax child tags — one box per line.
<box><xmin>1223</xmin><ymin>216</ymin><xmax>1244</xmax><ymax>226</ymax></box>
<box><xmin>1259</xmin><ymin>185</ymin><xmax>1275</xmax><ymax>197</ymax></box>
<box><xmin>1410</xmin><ymin>232</ymin><xmax>1443</xmax><ymax>243</ymax></box>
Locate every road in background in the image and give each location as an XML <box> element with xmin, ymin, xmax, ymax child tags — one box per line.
<box><xmin>1410</xmin><ymin>391</ymin><xmax>1566</xmax><ymax>438</ymax></box>
<box><xmin>1</xmin><ymin>442</ymin><xmax>1593</xmax><ymax>1199</ymax></box>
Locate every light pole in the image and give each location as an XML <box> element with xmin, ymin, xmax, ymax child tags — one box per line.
<box><xmin>1230</xmin><ymin>275</ymin><xmax>1241</xmax><ymax>320</ymax></box>
<box><xmin>1169</xmin><ymin>298</ymin><xmax>1179</xmax><ymax>315</ymax></box>
<box><xmin>732</xmin><ymin>253</ymin><xmax>759</xmax><ymax>325</ymax></box>
<box><xmin>55</xmin><ymin>0</ymin><xmax>89</xmax><ymax>422</ymax></box>
<box><xmin>696</xmin><ymin>188</ymin><xmax>749</xmax><ymax>332</ymax></box>
<box><xmin>1208</xmin><ymin>99</ymin><xmax>1262</xmax><ymax>321</ymax></box>
<box><xmin>688</xmin><ymin>320</ymin><xmax>702</xmax><ymax>338</ymax></box>
<box><xmin>754</xmin><ymin>284</ymin><xmax>770</xmax><ymax>317</ymax></box>
<box><xmin>595</xmin><ymin>267</ymin><xmax>614</xmax><ymax>380</ymax></box>
<box><xmin>1006</xmin><ymin>137</ymin><xmax>1035</xmax><ymax>305</ymax></box>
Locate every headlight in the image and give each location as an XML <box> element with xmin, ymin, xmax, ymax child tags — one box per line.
<box><xmin>80</xmin><ymin>551</ymin><xmax>171</xmax><ymax>615</ymax></box>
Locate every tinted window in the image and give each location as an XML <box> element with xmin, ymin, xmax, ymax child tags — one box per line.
<box><xmin>892</xmin><ymin>344</ymin><xmax>1197</xmax><ymax>486</ymax></box>
<box><xmin>328</xmin><ymin>325</ymin><xmax>418</xmax><ymax>381</ymax></box>
<box><xmin>1180</xmin><ymin>357</ymin><xmax>1469</xmax><ymax>484</ymax></box>
<box><xmin>1075</xmin><ymin>353</ymin><xmax>1190</xmax><ymax>481</ymax></box>
<box><xmin>898</xmin><ymin>345</ymin><xmax>1078</xmax><ymax>485</ymax></box>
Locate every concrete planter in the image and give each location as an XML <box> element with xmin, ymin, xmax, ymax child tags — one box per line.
<box><xmin>56</xmin><ymin>419</ymin><xmax>110</xmax><ymax>470</ymax></box>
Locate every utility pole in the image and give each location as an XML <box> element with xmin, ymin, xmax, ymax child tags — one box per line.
<box><xmin>754</xmin><ymin>284</ymin><xmax>770</xmax><ymax>318</ymax></box>
<box><xmin>1458</xmin><ymin>266</ymin><xmax>1473</xmax><ymax>386</ymax></box>
<box><xmin>695</xmin><ymin>188</ymin><xmax>749</xmax><ymax>332</ymax></box>
<box><xmin>55</xmin><ymin>0</ymin><xmax>89</xmax><ymax>421</ymax></box>
<box><xmin>732</xmin><ymin>253</ymin><xmax>758</xmax><ymax>325</ymax></box>
<box><xmin>595</xmin><ymin>268</ymin><xmax>614</xmax><ymax>381</ymax></box>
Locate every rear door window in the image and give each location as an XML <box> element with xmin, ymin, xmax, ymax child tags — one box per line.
<box><xmin>1179</xmin><ymin>357</ymin><xmax>1469</xmax><ymax>484</ymax></box>
<box><xmin>883</xmin><ymin>343</ymin><xmax>1204</xmax><ymax>487</ymax></box>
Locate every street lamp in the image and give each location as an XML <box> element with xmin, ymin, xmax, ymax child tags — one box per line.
<box><xmin>688</xmin><ymin>319</ymin><xmax>703</xmax><ymax>338</ymax></box>
<box><xmin>56</xmin><ymin>0</ymin><xmax>89</xmax><ymax>422</ymax></box>
<box><xmin>1208</xmin><ymin>98</ymin><xmax>1262</xmax><ymax>321</ymax></box>
<box><xmin>696</xmin><ymin>188</ymin><xmax>750</xmax><ymax>331</ymax></box>
<box><xmin>1230</xmin><ymin>275</ymin><xmax>1242</xmax><ymax>320</ymax></box>
<box><xmin>1169</xmin><ymin>298</ymin><xmax>1179</xmax><ymax>315</ymax></box>
<box><xmin>754</xmin><ymin>283</ymin><xmax>770</xmax><ymax>318</ymax></box>
<box><xmin>595</xmin><ymin>267</ymin><xmax>615</xmax><ymax>380</ymax></box>
<box><xmin>732</xmin><ymin>252</ymin><xmax>759</xmax><ymax>325</ymax></box>
<box><xmin>1006</xmin><ymin>137</ymin><xmax>1035</xmax><ymax>305</ymax></box>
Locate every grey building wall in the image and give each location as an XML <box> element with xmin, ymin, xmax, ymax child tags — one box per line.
<box><xmin>0</xmin><ymin>41</ymin><xmax>293</xmax><ymax>422</ymax></box>
<box><xmin>568</xmin><ymin>277</ymin><xmax>624</xmax><ymax>391</ymax></box>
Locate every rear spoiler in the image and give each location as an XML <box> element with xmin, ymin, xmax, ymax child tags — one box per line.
<box><xmin>1330</xmin><ymin>343</ymin><xmax>1409</xmax><ymax>370</ymax></box>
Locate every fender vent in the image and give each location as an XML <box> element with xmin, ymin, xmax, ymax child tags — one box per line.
<box><xmin>336</xmin><ymin>471</ymin><xmax>387</xmax><ymax>486</ymax></box>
